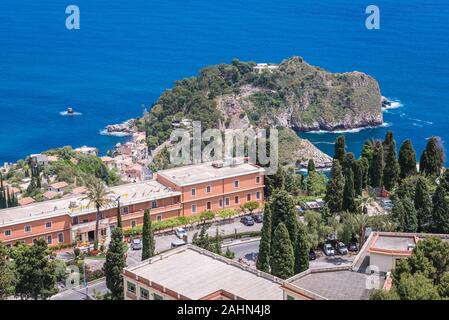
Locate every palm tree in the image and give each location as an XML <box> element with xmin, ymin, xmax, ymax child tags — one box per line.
<box><xmin>353</xmin><ymin>213</ymin><xmax>372</xmax><ymax>249</ymax></box>
<box><xmin>83</xmin><ymin>178</ymin><xmax>115</xmax><ymax>250</ymax></box>
<box><xmin>355</xmin><ymin>195</ymin><xmax>374</xmax><ymax>215</ymax></box>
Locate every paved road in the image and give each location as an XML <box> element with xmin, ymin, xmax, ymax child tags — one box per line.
<box><xmin>51</xmin><ymin>280</ymin><xmax>108</xmax><ymax>300</ymax></box>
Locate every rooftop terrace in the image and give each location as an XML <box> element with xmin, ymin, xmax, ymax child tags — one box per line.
<box><xmin>157</xmin><ymin>161</ymin><xmax>264</xmax><ymax>186</ymax></box>
<box><xmin>0</xmin><ymin>180</ymin><xmax>180</xmax><ymax>227</ymax></box>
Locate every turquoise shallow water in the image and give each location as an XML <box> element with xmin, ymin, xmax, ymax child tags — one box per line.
<box><xmin>0</xmin><ymin>0</ymin><xmax>448</xmax><ymax>163</ymax></box>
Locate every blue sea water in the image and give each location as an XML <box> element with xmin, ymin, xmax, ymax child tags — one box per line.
<box><xmin>0</xmin><ymin>0</ymin><xmax>448</xmax><ymax>164</ymax></box>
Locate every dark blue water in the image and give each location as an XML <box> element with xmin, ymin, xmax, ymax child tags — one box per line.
<box><xmin>1</xmin><ymin>1</ymin><xmax>448</xmax><ymax>164</ymax></box>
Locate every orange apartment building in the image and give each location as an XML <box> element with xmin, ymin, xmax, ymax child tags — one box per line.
<box><xmin>0</xmin><ymin>160</ymin><xmax>264</xmax><ymax>247</ymax></box>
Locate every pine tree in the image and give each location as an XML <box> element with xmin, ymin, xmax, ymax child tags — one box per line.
<box><xmin>398</xmin><ymin>139</ymin><xmax>417</xmax><ymax>179</ymax></box>
<box><xmin>14</xmin><ymin>239</ymin><xmax>57</xmax><ymax>300</ymax></box>
<box><xmin>431</xmin><ymin>186</ymin><xmax>449</xmax><ymax>233</ymax></box>
<box><xmin>270</xmin><ymin>223</ymin><xmax>295</xmax><ymax>279</ymax></box>
<box><xmin>104</xmin><ymin>227</ymin><xmax>127</xmax><ymax>300</ymax></box>
<box><xmin>342</xmin><ymin>169</ymin><xmax>356</xmax><ymax>212</ymax></box>
<box><xmin>383</xmin><ymin>136</ymin><xmax>400</xmax><ymax>191</ymax></box>
<box><xmin>324</xmin><ymin>160</ymin><xmax>344</xmax><ymax>213</ymax></box>
<box><xmin>141</xmin><ymin>209</ymin><xmax>155</xmax><ymax>260</ymax></box>
<box><xmin>334</xmin><ymin>136</ymin><xmax>346</xmax><ymax>163</ymax></box>
<box><xmin>414</xmin><ymin>177</ymin><xmax>433</xmax><ymax>232</ymax></box>
<box><xmin>256</xmin><ymin>204</ymin><xmax>271</xmax><ymax>273</ymax></box>
<box><xmin>294</xmin><ymin>225</ymin><xmax>309</xmax><ymax>274</ymax></box>
<box><xmin>371</xmin><ymin>143</ymin><xmax>384</xmax><ymax>188</ymax></box>
<box><xmin>307</xmin><ymin>159</ymin><xmax>315</xmax><ymax>173</ymax></box>
<box><xmin>270</xmin><ymin>189</ymin><xmax>298</xmax><ymax>245</ymax></box>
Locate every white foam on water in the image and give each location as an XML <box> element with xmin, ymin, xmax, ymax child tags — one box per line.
<box><xmin>306</xmin><ymin>122</ymin><xmax>392</xmax><ymax>134</ymax></box>
<box><xmin>60</xmin><ymin>111</ymin><xmax>82</xmax><ymax>116</ymax></box>
<box><xmin>99</xmin><ymin>129</ymin><xmax>132</xmax><ymax>137</ymax></box>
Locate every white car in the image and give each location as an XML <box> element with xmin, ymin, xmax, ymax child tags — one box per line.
<box><xmin>323</xmin><ymin>243</ymin><xmax>335</xmax><ymax>256</ymax></box>
<box><xmin>175</xmin><ymin>227</ymin><xmax>187</xmax><ymax>239</ymax></box>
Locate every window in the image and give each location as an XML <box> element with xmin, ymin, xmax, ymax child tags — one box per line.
<box><xmin>58</xmin><ymin>233</ymin><xmax>64</xmax><ymax>243</ymax></box>
<box><xmin>47</xmin><ymin>236</ymin><xmax>52</xmax><ymax>245</ymax></box>
<box><xmin>122</xmin><ymin>206</ymin><xmax>129</xmax><ymax>215</ymax></box>
<box><xmin>287</xmin><ymin>295</ymin><xmax>295</xmax><ymax>300</ymax></box>
<box><xmin>256</xmin><ymin>176</ymin><xmax>261</xmax><ymax>184</ymax></box>
<box><xmin>127</xmin><ymin>281</ymin><xmax>136</xmax><ymax>294</ymax></box>
<box><xmin>151</xmin><ymin>201</ymin><xmax>157</xmax><ymax>209</ymax></box>
<box><xmin>234</xmin><ymin>180</ymin><xmax>239</xmax><ymax>188</ymax></box>
<box><xmin>131</xmin><ymin>220</ymin><xmax>137</xmax><ymax>228</ymax></box>
<box><xmin>82</xmin><ymin>219</ymin><xmax>89</xmax><ymax>224</ymax></box>
<box><xmin>33</xmin><ymin>238</ymin><xmax>37</xmax><ymax>245</ymax></box>
<box><xmin>206</xmin><ymin>201</ymin><xmax>211</xmax><ymax>210</ymax></box>
<box><xmin>140</xmin><ymin>288</ymin><xmax>149</xmax><ymax>300</ymax></box>
<box><xmin>191</xmin><ymin>188</ymin><xmax>196</xmax><ymax>196</ymax></box>
<box><xmin>72</xmin><ymin>217</ymin><xmax>79</xmax><ymax>225</ymax></box>
<box><xmin>234</xmin><ymin>196</ymin><xmax>239</xmax><ymax>205</ymax></box>
<box><xmin>4</xmin><ymin>230</ymin><xmax>11</xmax><ymax>237</ymax></box>
<box><xmin>225</xmin><ymin>198</ymin><xmax>230</xmax><ymax>207</ymax></box>
<box><xmin>101</xmin><ymin>228</ymin><xmax>107</xmax><ymax>236</ymax></box>
<box><xmin>153</xmin><ymin>293</ymin><xmax>163</xmax><ymax>300</ymax></box>
<box><xmin>256</xmin><ymin>191</ymin><xmax>261</xmax><ymax>200</ymax></box>
<box><xmin>247</xmin><ymin>193</ymin><xmax>251</xmax><ymax>201</ymax></box>
<box><xmin>157</xmin><ymin>215</ymin><xmax>162</xmax><ymax>222</ymax></box>
<box><xmin>219</xmin><ymin>199</ymin><xmax>223</xmax><ymax>208</ymax></box>
<box><xmin>206</xmin><ymin>185</ymin><xmax>211</xmax><ymax>193</ymax></box>
<box><xmin>24</xmin><ymin>225</ymin><xmax>32</xmax><ymax>233</ymax></box>
<box><xmin>45</xmin><ymin>221</ymin><xmax>52</xmax><ymax>229</ymax></box>
<box><xmin>192</xmin><ymin>204</ymin><xmax>197</xmax><ymax>213</ymax></box>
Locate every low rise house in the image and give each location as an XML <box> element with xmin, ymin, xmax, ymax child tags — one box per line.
<box><xmin>49</xmin><ymin>181</ymin><xmax>68</xmax><ymax>194</ymax></box>
<box><xmin>43</xmin><ymin>191</ymin><xmax>59</xmax><ymax>200</ymax></box>
<box><xmin>253</xmin><ymin>63</ymin><xmax>279</xmax><ymax>74</ymax></box>
<box><xmin>302</xmin><ymin>199</ymin><xmax>325</xmax><ymax>211</ymax></box>
<box><xmin>30</xmin><ymin>154</ymin><xmax>49</xmax><ymax>166</ymax></box>
<box><xmin>72</xmin><ymin>186</ymin><xmax>87</xmax><ymax>195</ymax></box>
<box><xmin>100</xmin><ymin>156</ymin><xmax>116</xmax><ymax>170</ymax></box>
<box><xmin>18</xmin><ymin>197</ymin><xmax>35</xmax><ymax>206</ymax></box>
<box><xmin>74</xmin><ymin>146</ymin><xmax>98</xmax><ymax>156</ymax></box>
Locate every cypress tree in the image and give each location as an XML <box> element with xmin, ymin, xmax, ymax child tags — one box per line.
<box><xmin>431</xmin><ymin>186</ymin><xmax>449</xmax><ymax>233</ymax></box>
<box><xmin>392</xmin><ymin>197</ymin><xmax>406</xmax><ymax>231</ymax></box>
<box><xmin>270</xmin><ymin>223</ymin><xmax>295</xmax><ymax>279</ymax></box>
<box><xmin>116</xmin><ymin>201</ymin><xmax>122</xmax><ymax>229</ymax></box>
<box><xmin>324</xmin><ymin>160</ymin><xmax>344</xmax><ymax>213</ymax></box>
<box><xmin>383</xmin><ymin>137</ymin><xmax>399</xmax><ymax>191</ymax></box>
<box><xmin>141</xmin><ymin>209</ymin><xmax>155</xmax><ymax>260</ymax></box>
<box><xmin>104</xmin><ymin>227</ymin><xmax>127</xmax><ymax>300</ymax></box>
<box><xmin>342</xmin><ymin>152</ymin><xmax>356</xmax><ymax>178</ymax></box>
<box><xmin>270</xmin><ymin>189</ymin><xmax>298</xmax><ymax>245</ymax></box>
<box><xmin>342</xmin><ymin>169</ymin><xmax>356</xmax><ymax>212</ymax></box>
<box><xmin>294</xmin><ymin>225</ymin><xmax>309</xmax><ymax>274</ymax></box>
<box><xmin>307</xmin><ymin>159</ymin><xmax>316</xmax><ymax>173</ymax></box>
<box><xmin>398</xmin><ymin>139</ymin><xmax>417</xmax><ymax>179</ymax></box>
<box><xmin>421</xmin><ymin>137</ymin><xmax>444</xmax><ymax>175</ymax></box>
<box><xmin>402</xmin><ymin>197</ymin><xmax>418</xmax><ymax>232</ymax></box>
<box><xmin>256</xmin><ymin>204</ymin><xmax>272</xmax><ymax>273</ymax></box>
<box><xmin>371</xmin><ymin>143</ymin><xmax>384</xmax><ymax>188</ymax></box>
<box><xmin>334</xmin><ymin>136</ymin><xmax>346</xmax><ymax>163</ymax></box>
<box><xmin>360</xmin><ymin>157</ymin><xmax>370</xmax><ymax>189</ymax></box>
<box><xmin>414</xmin><ymin>177</ymin><xmax>433</xmax><ymax>232</ymax></box>
<box><xmin>441</xmin><ymin>170</ymin><xmax>449</xmax><ymax>192</ymax></box>
<box><xmin>213</xmin><ymin>228</ymin><xmax>222</xmax><ymax>255</ymax></box>
<box><xmin>353</xmin><ymin>160</ymin><xmax>364</xmax><ymax>196</ymax></box>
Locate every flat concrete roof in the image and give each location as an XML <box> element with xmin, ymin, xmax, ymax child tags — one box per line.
<box><xmin>0</xmin><ymin>180</ymin><xmax>180</xmax><ymax>227</ymax></box>
<box><xmin>288</xmin><ymin>269</ymin><xmax>383</xmax><ymax>300</ymax></box>
<box><xmin>157</xmin><ymin>161</ymin><xmax>264</xmax><ymax>186</ymax></box>
<box><xmin>371</xmin><ymin>234</ymin><xmax>417</xmax><ymax>252</ymax></box>
<box><xmin>125</xmin><ymin>245</ymin><xmax>284</xmax><ymax>300</ymax></box>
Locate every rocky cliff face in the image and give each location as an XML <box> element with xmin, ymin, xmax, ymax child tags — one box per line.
<box><xmin>217</xmin><ymin>57</ymin><xmax>383</xmax><ymax>132</ymax></box>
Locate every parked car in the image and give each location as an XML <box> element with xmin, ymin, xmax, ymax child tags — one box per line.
<box><xmin>240</xmin><ymin>216</ymin><xmax>255</xmax><ymax>226</ymax></box>
<box><xmin>253</xmin><ymin>214</ymin><xmax>263</xmax><ymax>223</ymax></box>
<box><xmin>309</xmin><ymin>249</ymin><xmax>316</xmax><ymax>260</ymax></box>
<box><xmin>131</xmin><ymin>238</ymin><xmax>142</xmax><ymax>250</ymax></box>
<box><xmin>175</xmin><ymin>227</ymin><xmax>187</xmax><ymax>239</ymax></box>
<box><xmin>348</xmin><ymin>242</ymin><xmax>359</xmax><ymax>252</ymax></box>
<box><xmin>171</xmin><ymin>239</ymin><xmax>187</xmax><ymax>248</ymax></box>
<box><xmin>336</xmin><ymin>242</ymin><xmax>348</xmax><ymax>255</ymax></box>
<box><xmin>323</xmin><ymin>243</ymin><xmax>335</xmax><ymax>256</ymax></box>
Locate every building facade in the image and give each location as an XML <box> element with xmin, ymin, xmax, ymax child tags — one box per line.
<box><xmin>0</xmin><ymin>161</ymin><xmax>264</xmax><ymax>247</ymax></box>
